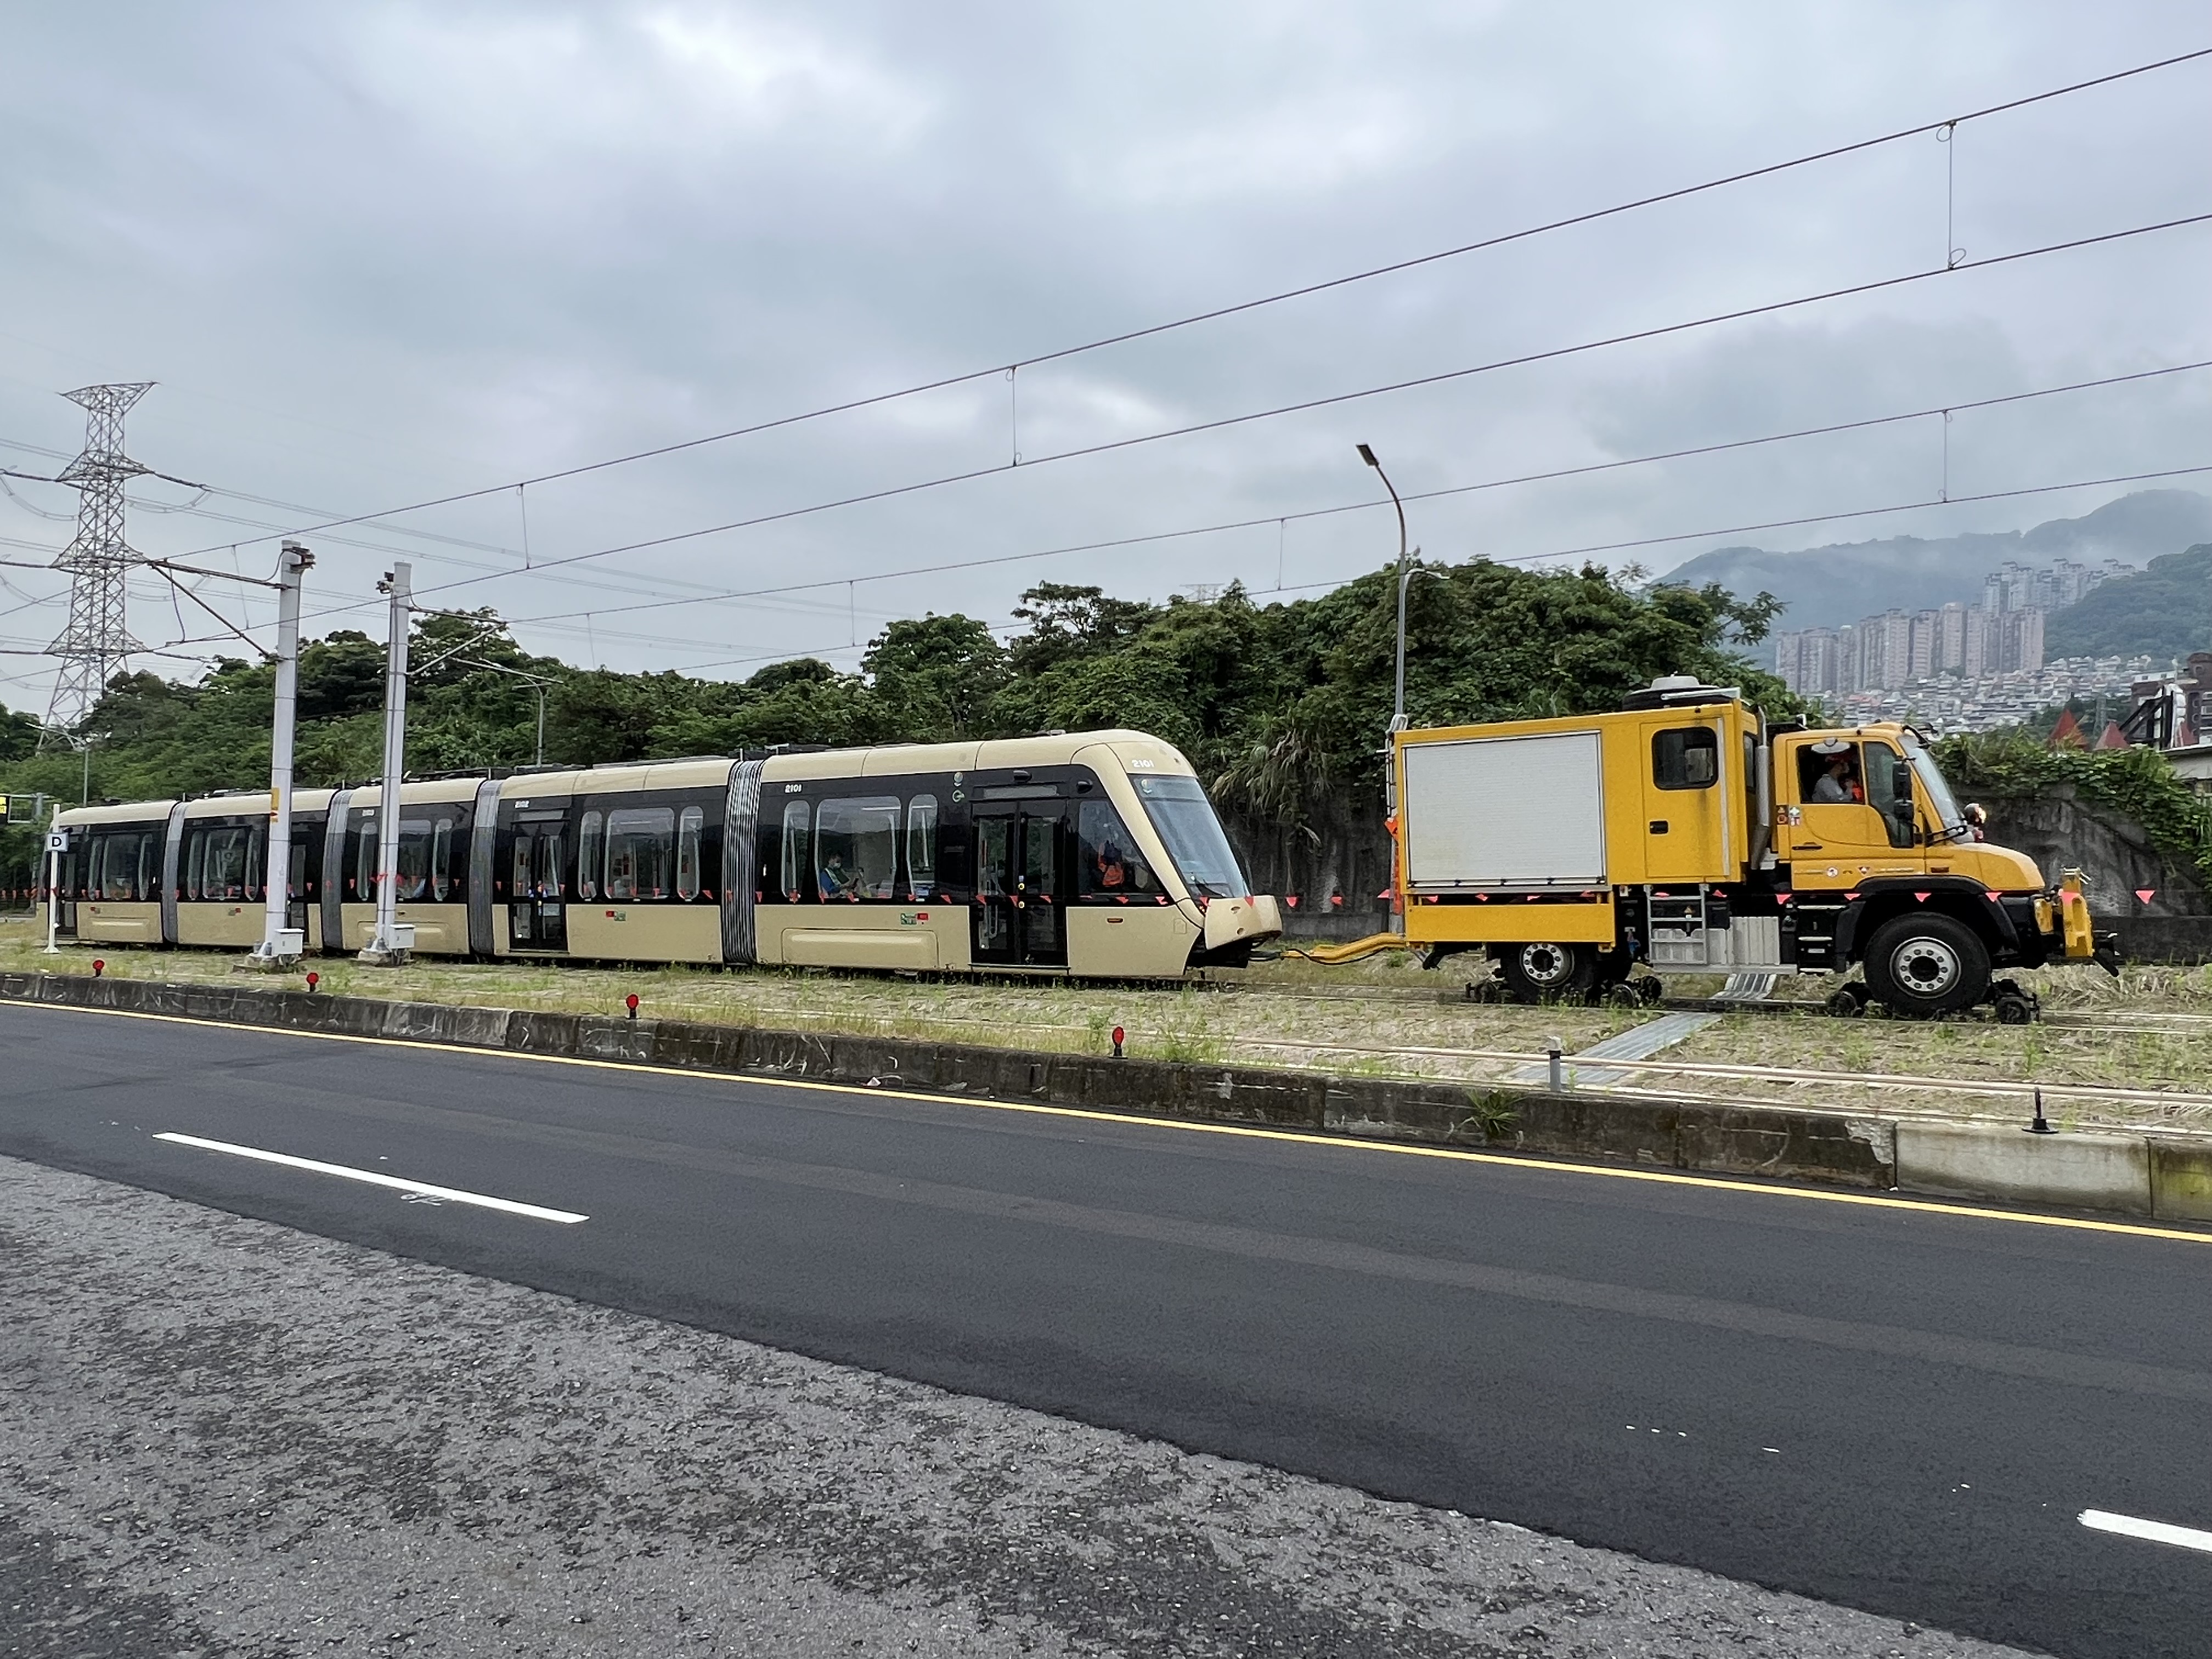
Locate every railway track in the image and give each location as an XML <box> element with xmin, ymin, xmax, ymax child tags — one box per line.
<box><xmin>659</xmin><ymin>1000</ymin><xmax>2212</xmax><ymax>1123</ymax></box>
<box><xmin>1226</xmin><ymin>975</ymin><xmax>2212</xmax><ymax>1039</ymax></box>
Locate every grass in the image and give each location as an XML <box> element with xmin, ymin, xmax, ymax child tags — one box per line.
<box><xmin>4</xmin><ymin>918</ymin><xmax>2208</xmax><ymax>1133</ymax></box>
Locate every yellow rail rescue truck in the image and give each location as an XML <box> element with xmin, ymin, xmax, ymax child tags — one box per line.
<box><xmin>1374</xmin><ymin>675</ymin><xmax>2117</xmax><ymax>1018</ymax></box>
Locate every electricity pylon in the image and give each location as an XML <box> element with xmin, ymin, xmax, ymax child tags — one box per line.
<box><xmin>42</xmin><ymin>382</ymin><xmax>153</xmax><ymax>739</ymax></box>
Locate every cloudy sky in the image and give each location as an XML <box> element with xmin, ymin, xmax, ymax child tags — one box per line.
<box><xmin>2</xmin><ymin>2</ymin><xmax>2207</xmax><ymax>715</ymax></box>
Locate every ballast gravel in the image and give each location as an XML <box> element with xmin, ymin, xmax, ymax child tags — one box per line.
<box><xmin>0</xmin><ymin>1152</ymin><xmax>2031</xmax><ymax>1658</ymax></box>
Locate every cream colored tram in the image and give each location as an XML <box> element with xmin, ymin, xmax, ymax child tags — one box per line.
<box><xmin>54</xmin><ymin>799</ymin><xmax>173</xmax><ymax>945</ymax></box>
<box><xmin>476</xmin><ymin>730</ymin><xmax>1281</xmax><ymax>977</ymax></box>
<box><xmin>319</xmin><ymin>778</ymin><xmax>487</xmax><ymax>956</ymax></box>
<box><xmin>54</xmin><ymin>792</ymin><xmax>335</xmax><ymax>950</ymax></box>
<box><xmin>171</xmin><ymin>790</ymin><xmax>338</xmax><ymax>948</ymax></box>
<box><xmin>49</xmin><ymin>728</ymin><xmax>1282</xmax><ymax>978</ymax></box>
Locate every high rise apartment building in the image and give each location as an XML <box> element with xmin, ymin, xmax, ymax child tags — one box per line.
<box><xmin>1774</xmin><ymin>558</ymin><xmax>2123</xmax><ymax>695</ymax></box>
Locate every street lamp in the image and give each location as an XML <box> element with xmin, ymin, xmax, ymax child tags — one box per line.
<box><xmin>1357</xmin><ymin>443</ymin><xmax>1411</xmax><ymax>732</ymax></box>
<box><xmin>458</xmin><ymin>658</ymin><xmax>558</xmax><ymax>767</ymax></box>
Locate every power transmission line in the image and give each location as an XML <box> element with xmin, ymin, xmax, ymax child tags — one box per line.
<box><xmin>168</xmin><ymin>44</ymin><xmax>2212</xmax><ymax>562</ymax></box>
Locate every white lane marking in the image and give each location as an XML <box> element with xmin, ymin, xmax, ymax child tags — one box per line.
<box><xmin>153</xmin><ymin>1132</ymin><xmax>588</xmax><ymax>1224</ymax></box>
<box><xmin>2080</xmin><ymin>1509</ymin><xmax>2212</xmax><ymax>1555</ymax></box>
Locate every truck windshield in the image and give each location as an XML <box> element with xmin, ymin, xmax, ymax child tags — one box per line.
<box><xmin>1132</xmin><ymin>775</ymin><xmax>1249</xmax><ymax>899</ymax></box>
<box><xmin>1904</xmin><ymin>738</ymin><xmax>1970</xmax><ymax>839</ymax></box>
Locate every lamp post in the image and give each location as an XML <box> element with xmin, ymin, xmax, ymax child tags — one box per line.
<box><xmin>456</xmin><ymin>658</ymin><xmax>557</xmax><ymax>766</ymax></box>
<box><xmin>1357</xmin><ymin>444</ymin><xmax>1411</xmax><ymax>732</ymax></box>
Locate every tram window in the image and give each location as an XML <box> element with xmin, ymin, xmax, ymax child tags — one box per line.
<box><xmin>138</xmin><ymin>832</ymin><xmax>158</xmax><ymax>900</ymax></box>
<box><xmin>1077</xmin><ymin>802</ymin><xmax>1155</xmax><ymax>899</ymax></box>
<box><xmin>397</xmin><ymin>819</ymin><xmax>434</xmax><ymax>902</ymax></box>
<box><xmin>193</xmin><ymin>825</ymin><xmax>254</xmax><ymax>901</ymax></box>
<box><xmin>676</xmin><ymin>807</ymin><xmax>704</xmax><ymax>901</ymax></box>
<box><xmin>906</xmin><ymin>795</ymin><xmax>938</xmax><ymax>900</ymax></box>
<box><xmin>606</xmin><ymin>806</ymin><xmax>675</xmax><ymax>900</ymax></box>
<box><xmin>536</xmin><ymin>831</ymin><xmax>564</xmax><ymax>899</ymax></box>
<box><xmin>577</xmin><ymin>811</ymin><xmax>602</xmax><ymax>900</ymax></box>
<box><xmin>184</xmin><ymin>829</ymin><xmax>204</xmax><ymax>901</ymax></box>
<box><xmin>778</xmin><ymin>801</ymin><xmax>809</xmax><ymax>902</ymax></box>
<box><xmin>816</xmin><ymin>796</ymin><xmax>899</xmax><ymax>901</ymax></box>
<box><xmin>95</xmin><ymin>834</ymin><xmax>139</xmax><ymax>901</ymax></box>
<box><xmin>432</xmin><ymin>816</ymin><xmax>455</xmax><ymax>901</ymax></box>
<box><xmin>1652</xmin><ymin>726</ymin><xmax>1719</xmax><ymax>789</ymax></box>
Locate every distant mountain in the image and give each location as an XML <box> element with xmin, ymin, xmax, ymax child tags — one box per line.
<box><xmin>2045</xmin><ymin>542</ymin><xmax>2212</xmax><ymax>662</ymax></box>
<box><xmin>1659</xmin><ymin>490</ymin><xmax>2212</xmax><ymax>633</ymax></box>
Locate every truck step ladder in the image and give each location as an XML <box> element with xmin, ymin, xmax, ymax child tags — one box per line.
<box><xmin>1713</xmin><ymin>971</ymin><xmax>1780</xmax><ymax>1003</ymax></box>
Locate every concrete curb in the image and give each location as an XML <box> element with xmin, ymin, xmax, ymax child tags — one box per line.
<box><xmin>4</xmin><ymin>969</ymin><xmax>2205</xmax><ymax>1226</ymax></box>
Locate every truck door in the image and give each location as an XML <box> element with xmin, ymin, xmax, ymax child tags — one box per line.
<box><xmin>1780</xmin><ymin>737</ymin><xmax>1923</xmax><ymax>887</ymax></box>
<box><xmin>1642</xmin><ymin>721</ymin><xmax>1728</xmax><ymax>883</ymax></box>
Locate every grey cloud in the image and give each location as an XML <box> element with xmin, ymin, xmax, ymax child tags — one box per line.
<box><xmin>2</xmin><ymin>1</ymin><xmax>2208</xmax><ymax>702</ymax></box>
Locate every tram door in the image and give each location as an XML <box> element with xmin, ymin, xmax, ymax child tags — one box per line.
<box><xmin>288</xmin><ymin>824</ymin><xmax>317</xmax><ymax>938</ymax></box>
<box><xmin>509</xmin><ymin>810</ymin><xmax>569</xmax><ymax>952</ymax></box>
<box><xmin>971</xmin><ymin>804</ymin><xmax>1068</xmax><ymax>968</ymax></box>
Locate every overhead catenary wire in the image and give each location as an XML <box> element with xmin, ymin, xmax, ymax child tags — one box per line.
<box><xmin>495</xmin><ymin>356</ymin><xmax>2212</xmax><ymax>633</ymax></box>
<box><xmin>637</xmin><ymin>458</ymin><xmax>2212</xmax><ymax>676</ymax></box>
<box><xmin>165</xmin><ymin>45</ymin><xmax>2212</xmax><ymax>562</ymax></box>
<box><xmin>364</xmin><ymin>209</ymin><xmax>2212</xmax><ymax>616</ymax></box>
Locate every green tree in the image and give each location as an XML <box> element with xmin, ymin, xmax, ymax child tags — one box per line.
<box><xmin>863</xmin><ymin>613</ymin><xmax>1008</xmax><ymax>742</ymax></box>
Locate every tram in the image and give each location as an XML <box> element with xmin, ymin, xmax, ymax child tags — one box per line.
<box><xmin>47</xmin><ymin>730</ymin><xmax>1283</xmax><ymax>978</ymax></box>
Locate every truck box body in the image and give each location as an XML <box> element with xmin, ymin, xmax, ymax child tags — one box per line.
<box><xmin>1400</xmin><ymin>730</ymin><xmax>1606</xmax><ymax>889</ymax></box>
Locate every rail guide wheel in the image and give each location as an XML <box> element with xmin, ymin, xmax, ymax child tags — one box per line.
<box><xmin>1825</xmin><ymin>981</ymin><xmax>1869</xmax><ymax>1018</ymax></box>
<box><xmin>1990</xmin><ymin>979</ymin><xmax>2041</xmax><ymax>1025</ymax></box>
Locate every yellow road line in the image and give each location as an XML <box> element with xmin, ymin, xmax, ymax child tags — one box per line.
<box><xmin>10</xmin><ymin>996</ymin><xmax>2211</xmax><ymax>1247</ymax></box>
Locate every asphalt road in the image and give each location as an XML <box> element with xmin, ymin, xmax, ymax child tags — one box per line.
<box><xmin>3</xmin><ymin>1000</ymin><xmax>2208</xmax><ymax>1658</ymax></box>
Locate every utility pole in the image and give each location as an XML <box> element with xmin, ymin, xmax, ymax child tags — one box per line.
<box><xmin>43</xmin><ymin>383</ymin><xmax>153</xmax><ymax>739</ymax></box>
<box><xmin>250</xmin><ymin>543</ymin><xmax>313</xmax><ymax>966</ymax></box>
<box><xmin>359</xmin><ymin>561</ymin><xmax>414</xmax><ymax>966</ymax></box>
<box><xmin>43</xmin><ymin>801</ymin><xmax>63</xmax><ymax>956</ymax></box>
<box><xmin>1357</xmin><ymin>443</ymin><xmax>1412</xmax><ymax>820</ymax></box>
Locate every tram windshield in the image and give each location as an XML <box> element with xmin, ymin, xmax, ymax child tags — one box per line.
<box><xmin>1132</xmin><ymin>775</ymin><xmax>1249</xmax><ymax>899</ymax></box>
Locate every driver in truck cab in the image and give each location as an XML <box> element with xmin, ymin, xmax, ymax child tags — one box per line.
<box><xmin>1810</xmin><ymin>742</ymin><xmax>1862</xmax><ymax>804</ymax></box>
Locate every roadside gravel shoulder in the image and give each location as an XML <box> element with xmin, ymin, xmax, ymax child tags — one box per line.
<box><xmin>0</xmin><ymin>1153</ymin><xmax>2029</xmax><ymax>1658</ymax></box>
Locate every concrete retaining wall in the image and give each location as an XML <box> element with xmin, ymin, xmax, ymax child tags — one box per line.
<box><xmin>4</xmin><ymin>969</ymin><xmax>2206</xmax><ymax>1226</ymax></box>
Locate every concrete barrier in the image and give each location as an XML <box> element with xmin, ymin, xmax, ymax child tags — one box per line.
<box><xmin>2149</xmin><ymin>1138</ymin><xmax>2212</xmax><ymax>1223</ymax></box>
<box><xmin>7</xmin><ymin>968</ymin><xmax>2211</xmax><ymax>1224</ymax></box>
<box><xmin>1894</xmin><ymin>1120</ymin><xmax>2153</xmax><ymax>1216</ymax></box>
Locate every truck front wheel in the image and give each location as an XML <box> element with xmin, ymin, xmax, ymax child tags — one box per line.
<box><xmin>1863</xmin><ymin>913</ymin><xmax>1990</xmax><ymax>1018</ymax></box>
<box><xmin>1493</xmin><ymin>942</ymin><xmax>1598</xmax><ymax>1003</ymax></box>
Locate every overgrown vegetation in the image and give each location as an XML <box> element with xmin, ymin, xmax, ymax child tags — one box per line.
<box><xmin>0</xmin><ymin>557</ymin><xmax>1798</xmax><ymax>890</ymax></box>
<box><xmin>1934</xmin><ymin>729</ymin><xmax>2212</xmax><ymax>889</ymax></box>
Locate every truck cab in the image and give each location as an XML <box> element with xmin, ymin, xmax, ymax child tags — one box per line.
<box><xmin>1385</xmin><ymin>678</ymin><xmax>2112</xmax><ymax>1017</ymax></box>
